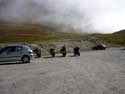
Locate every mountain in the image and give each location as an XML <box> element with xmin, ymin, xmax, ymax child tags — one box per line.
<box><xmin>113</xmin><ymin>29</ymin><xmax>125</xmax><ymax>34</ymax></box>
<box><xmin>0</xmin><ymin>22</ymin><xmax>125</xmax><ymax>46</ymax></box>
<box><xmin>0</xmin><ymin>22</ymin><xmax>86</xmax><ymax>43</ymax></box>
<box><xmin>0</xmin><ymin>22</ymin><xmax>52</xmax><ymax>43</ymax></box>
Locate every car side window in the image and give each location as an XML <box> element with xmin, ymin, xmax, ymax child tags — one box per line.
<box><xmin>16</xmin><ymin>47</ymin><xmax>23</xmax><ymax>52</ymax></box>
<box><xmin>0</xmin><ymin>47</ymin><xmax>9</xmax><ymax>54</ymax></box>
<box><xmin>8</xmin><ymin>47</ymin><xmax>16</xmax><ymax>53</ymax></box>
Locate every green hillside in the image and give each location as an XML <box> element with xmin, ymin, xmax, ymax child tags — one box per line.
<box><xmin>0</xmin><ymin>23</ymin><xmax>57</xmax><ymax>43</ymax></box>
<box><xmin>90</xmin><ymin>30</ymin><xmax>125</xmax><ymax>46</ymax></box>
<box><xmin>0</xmin><ymin>22</ymin><xmax>87</xmax><ymax>43</ymax></box>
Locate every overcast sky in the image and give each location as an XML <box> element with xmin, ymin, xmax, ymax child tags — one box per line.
<box><xmin>0</xmin><ymin>0</ymin><xmax>125</xmax><ymax>33</ymax></box>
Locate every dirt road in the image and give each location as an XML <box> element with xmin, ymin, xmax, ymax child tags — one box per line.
<box><xmin>0</xmin><ymin>48</ymin><xmax>125</xmax><ymax>94</ymax></box>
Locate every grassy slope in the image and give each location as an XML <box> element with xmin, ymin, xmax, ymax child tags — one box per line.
<box><xmin>0</xmin><ymin>22</ymin><xmax>87</xmax><ymax>43</ymax></box>
<box><xmin>88</xmin><ymin>30</ymin><xmax>125</xmax><ymax>46</ymax></box>
<box><xmin>0</xmin><ymin>22</ymin><xmax>125</xmax><ymax>46</ymax></box>
<box><xmin>0</xmin><ymin>23</ymin><xmax>57</xmax><ymax>43</ymax></box>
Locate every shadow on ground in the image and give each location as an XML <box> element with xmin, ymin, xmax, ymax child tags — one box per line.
<box><xmin>43</xmin><ymin>54</ymin><xmax>79</xmax><ymax>59</ymax></box>
<box><xmin>43</xmin><ymin>55</ymin><xmax>65</xmax><ymax>59</ymax></box>
<box><xmin>0</xmin><ymin>62</ymin><xmax>27</xmax><ymax>66</ymax></box>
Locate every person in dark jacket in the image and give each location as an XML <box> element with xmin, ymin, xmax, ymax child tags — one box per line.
<box><xmin>74</xmin><ymin>47</ymin><xmax>80</xmax><ymax>56</ymax></box>
<box><xmin>60</xmin><ymin>45</ymin><xmax>66</xmax><ymax>57</ymax></box>
<box><xmin>50</xmin><ymin>48</ymin><xmax>55</xmax><ymax>57</ymax></box>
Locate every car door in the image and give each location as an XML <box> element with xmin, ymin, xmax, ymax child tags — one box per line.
<box><xmin>15</xmin><ymin>46</ymin><xmax>23</xmax><ymax>60</ymax></box>
<box><xmin>6</xmin><ymin>46</ymin><xmax>22</xmax><ymax>61</ymax></box>
<box><xmin>0</xmin><ymin>47</ymin><xmax>12</xmax><ymax>62</ymax></box>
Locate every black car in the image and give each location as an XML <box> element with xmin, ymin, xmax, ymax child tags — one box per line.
<box><xmin>92</xmin><ymin>44</ymin><xmax>106</xmax><ymax>50</ymax></box>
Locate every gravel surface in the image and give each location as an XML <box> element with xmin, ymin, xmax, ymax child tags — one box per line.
<box><xmin>0</xmin><ymin>48</ymin><xmax>125</xmax><ymax>94</ymax></box>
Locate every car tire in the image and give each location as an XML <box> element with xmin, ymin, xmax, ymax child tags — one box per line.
<box><xmin>21</xmin><ymin>56</ymin><xmax>30</xmax><ymax>63</ymax></box>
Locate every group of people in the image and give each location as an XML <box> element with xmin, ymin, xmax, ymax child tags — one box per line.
<box><xmin>50</xmin><ymin>46</ymin><xmax>80</xmax><ymax>57</ymax></box>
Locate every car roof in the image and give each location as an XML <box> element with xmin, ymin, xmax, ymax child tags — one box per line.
<box><xmin>3</xmin><ymin>45</ymin><xmax>29</xmax><ymax>48</ymax></box>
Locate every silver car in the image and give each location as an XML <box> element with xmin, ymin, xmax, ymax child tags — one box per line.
<box><xmin>0</xmin><ymin>45</ymin><xmax>33</xmax><ymax>63</ymax></box>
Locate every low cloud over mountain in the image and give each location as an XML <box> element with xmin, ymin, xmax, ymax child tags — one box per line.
<box><xmin>0</xmin><ymin>0</ymin><xmax>125</xmax><ymax>33</ymax></box>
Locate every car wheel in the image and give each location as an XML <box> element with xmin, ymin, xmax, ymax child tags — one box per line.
<box><xmin>22</xmin><ymin>56</ymin><xmax>30</xmax><ymax>63</ymax></box>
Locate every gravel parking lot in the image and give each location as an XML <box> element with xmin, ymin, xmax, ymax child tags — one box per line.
<box><xmin>0</xmin><ymin>48</ymin><xmax>125</xmax><ymax>94</ymax></box>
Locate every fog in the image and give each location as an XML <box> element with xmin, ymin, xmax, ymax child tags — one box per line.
<box><xmin>0</xmin><ymin>0</ymin><xmax>125</xmax><ymax>33</ymax></box>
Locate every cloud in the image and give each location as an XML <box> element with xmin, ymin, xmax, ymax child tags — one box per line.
<box><xmin>0</xmin><ymin>0</ymin><xmax>125</xmax><ymax>33</ymax></box>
